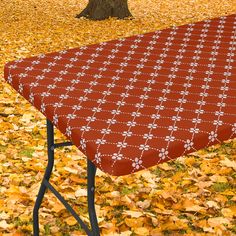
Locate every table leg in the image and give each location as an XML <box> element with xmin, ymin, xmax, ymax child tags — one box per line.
<box><xmin>32</xmin><ymin>119</ymin><xmax>100</xmax><ymax>235</ymax></box>
<box><xmin>33</xmin><ymin>119</ymin><xmax>54</xmax><ymax>236</ymax></box>
<box><xmin>87</xmin><ymin>159</ymin><xmax>100</xmax><ymax>235</ymax></box>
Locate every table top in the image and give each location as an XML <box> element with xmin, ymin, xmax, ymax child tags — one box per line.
<box><xmin>4</xmin><ymin>14</ymin><xmax>236</xmax><ymax>176</ymax></box>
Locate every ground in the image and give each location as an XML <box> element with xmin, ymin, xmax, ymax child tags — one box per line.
<box><xmin>0</xmin><ymin>0</ymin><xmax>236</xmax><ymax>235</ymax></box>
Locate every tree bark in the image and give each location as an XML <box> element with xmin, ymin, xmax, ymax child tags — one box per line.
<box><xmin>76</xmin><ymin>0</ymin><xmax>132</xmax><ymax>20</ymax></box>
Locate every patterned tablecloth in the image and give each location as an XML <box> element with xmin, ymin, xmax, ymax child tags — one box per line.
<box><xmin>4</xmin><ymin>14</ymin><xmax>236</xmax><ymax>176</ymax></box>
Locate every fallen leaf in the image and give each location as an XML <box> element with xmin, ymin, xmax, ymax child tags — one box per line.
<box><xmin>185</xmin><ymin>205</ymin><xmax>206</xmax><ymax>213</ymax></box>
<box><xmin>124</xmin><ymin>218</ymin><xmax>144</xmax><ymax>228</ymax></box>
<box><xmin>123</xmin><ymin>210</ymin><xmax>143</xmax><ymax>218</ymax></box>
<box><xmin>119</xmin><ymin>231</ymin><xmax>132</xmax><ymax>236</ymax></box>
<box><xmin>0</xmin><ymin>212</ymin><xmax>10</xmax><ymax>220</ymax></box>
<box><xmin>75</xmin><ymin>189</ymin><xmax>87</xmax><ymax>197</ymax></box>
<box><xmin>64</xmin><ymin>166</ymin><xmax>78</xmax><ymax>174</ymax></box>
<box><xmin>52</xmin><ymin>201</ymin><xmax>65</xmax><ymax>213</ymax></box>
<box><xmin>158</xmin><ymin>163</ymin><xmax>174</xmax><ymax>171</ymax></box>
<box><xmin>134</xmin><ymin>227</ymin><xmax>150</xmax><ymax>235</ymax></box>
<box><xmin>206</xmin><ymin>201</ymin><xmax>219</xmax><ymax>209</ymax></box>
<box><xmin>209</xmin><ymin>175</ymin><xmax>228</xmax><ymax>183</ymax></box>
<box><xmin>65</xmin><ymin>216</ymin><xmax>77</xmax><ymax>226</ymax></box>
<box><xmin>136</xmin><ymin>199</ymin><xmax>151</xmax><ymax>209</ymax></box>
<box><xmin>154</xmin><ymin>208</ymin><xmax>173</xmax><ymax>215</ymax></box>
<box><xmin>0</xmin><ymin>220</ymin><xmax>12</xmax><ymax>229</ymax></box>
<box><xmin>220</xmin><ymin>158</ymin><xmax>236</xmax><ymax>171</ymax></box>
<box><xmin>208</xmin><ymin>217</ymin><xmax>231</xmax><ymax>227</ymax></box>
<box><xmin>221</xmin><ymin>207</ymin><xmax>236</xmax><ymax>218</ymax></box>
<box><xmin>161</xmin><ymin>220</ymin><xmax>188</xmax><ymax>230</ymax></box>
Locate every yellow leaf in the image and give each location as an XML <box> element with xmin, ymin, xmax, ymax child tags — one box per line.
<box><xmin>194</xmin><ymin>219</ymin><xmax>208</xmax><ymax>229</ymax></box>
<box><xmin>203</xmin><ymin>227</ymin><xmax>215</xmax><ymax>233</ymax></box>
<box><xmin>106</xmin><ymin>191</ymin><xmax>120</xmax><ymax>198</ymax></box>
<box><xmin>71</xmin><ymin>230</ymin><xmax>84</xmax><ymax>236</ymax></box>
<box><xmin>194</xmin><ymin>181</ymin><xmax>213</xmax><ymax>189</ymax></box>
<box><xmin>21</xmin><ymin>224</ymin><xmax>33</xmax><ymax>232</ymax></box>
<box><xmin>75</xmin><ymin>188</ymin><xmax>87</xmax><ymax>197</ymax></box>
<box><xmin>221</xmin><ymin>190</ymin><xmax>235</xmax><ymax>196</ymax></box>
<box><xmin>208</xmin><ymin>217</ymin><xmax>231</xmax><ymax>227</ymax></box>
<box><xmin>64</xmin><ymin>166</ymin><xmax>78</xmax><ymax>174</ymax></box>
<box><xmin>123</xmin><ymin>210</ymin><xmax>143</xmax><ymax>218</ymax></box>
<box><xmin>162</xmin><ymin>220</ymin><xmax>188</xmax><ymax>230</ymax></box>
<box><xmin>151</xmin><ymin>217</ymin><xmax>158</xmax><ymax>227</ymax></box>
<box><xmin>184</xmin><ymin>157</ymin><xmax>196</xmax><ymax>166</ymax></box>
<box><xmin>20</xmin><ymin>113</ymin><xmax>34</xmax><ymax>124</ymax></box>
<box><xmin>214</xmin><ymin>194</ymin><xmax>228</xmax><ymax>204</ymax></box>
<box><xmin>200</xmin><ymin>162</ymin><xmax>215</xmax><ymax>174</ymax></box>
<box><xmin>185</xmin><ymin>205</ymin><xmax>206</xmax><ymax>213</ymax></box>
<box><xmin>154</xmin><ymin>202</ymin><xmax>166</xmax><ymax>210</ymax></box>
<box><xmin>181</xmin><ymin>179</ymin><xmax>192</xmax><ymax>187</ymax></box>
<box><xmin>65</xmin><ymin>216</ymin><xmax>77</xmax><ymax>226</ymax></box>
<box><xmin>209</xmin><ymin>175</ymin><xmax>228</xmax><ymax>183</ymax></box>
<box><xmin>221</xmin><ymin>207</ymin><xmax>235</xmax><ymax>218</ymax></box>
<box><xmin>156</xmin><ymin>190</ymin><xmax>177</xmax><ymax>202</ymax></box>
<box><xmin>96</xmin><ymin>168</ymin><xmax>106</xmax><ymax>177</ymax></box>
<box><xmin>206</xmin><ymin>201</ymin><xmax>219</xmax><ymax>209</ymax></box>
<box><xmin>0</xmin><ymin>220</ymin><xmax>12</xmax><ymax>229</ymax></box>
<box><xmin>52</xmin><ymin>201</ymin><xmax>65</xmax><ymax>213</ymax></box>
<box><xmin>99</xmin><ymin>222</ymin><xmax>115</xmax><ymax>229</ymax></box>
<box><xmin>19</xmin><ymin>214</ymin><xmax>31</xmax><ymax>222</ymax></box>
<box><xmin>154</xmin><ymin>208</ymin><xmax>173</xmax><ymax>215</ymax></box>
<box><xmin>70</xmin><ymin>176</ymin><xmax>87</xmax><ymax>184</ymax></box>
<box><xmin>220</xmin><ymin>158</ymin><xmax>236</xmax><ymax>171</ymax></box>
<box><xmin>0</xmin><ymin>121</ymin><xmax>13</xmax><ymax>131</ymax></box>
<box><xmin>172</xmin><ymin>172</ymin><xmax>184</xmax><ymax>182</ymax></box>
<box><xmin>134</xmin><ymin>227</ymin><xmax>150</xmax><ymax>235</ymax></box>
<box><xmin>124</xmin><ymin>217</ymin><xmax>144</xmax><ymax>228</ymax></box>
<box><xmin>150</xmin><ymin>228</ymin><xmax>162</xmax><ymax>235</ymax></box>
<box><xmin>231</xmin><ymin>195</ymin><xmax>236</xmax><ymax>201</ymax></box>
<box><xmin>136</xmin><ymin>199</ymin><xmax>151</xmax><ymax>209</ymax></box>
<box><xmin>158</xmin><ymin>163</ymin><xmax>174</xmax><ymax>171</ymax></box>
<box><xmin>121</xmin><ymin>195</ymin><xmax>134</xmax><ymax>206</ymax></box>
<box><xmin>0</xmin><ymin>211</ymin><xmax>10</xmax><ymax>220</ymax></box>
<box><xmin>119</xmin><ymin>231</ymin><xmax>133</xmax><ymax>236</ymax></box>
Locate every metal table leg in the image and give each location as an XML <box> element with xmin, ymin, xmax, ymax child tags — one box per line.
<box><xmin>33</xmin><ymin>119</ymin><xmax>100</xmax><ymax>236</ymax></box>
<box><xmin>88</xmin><ymin>159</ymin><xmax>100</xmax><ymax>235</ymax></box>
<box><xmin>33</xmin><ymin>119</ymin><xmax>54</xmax><ymax>236</ymax></box>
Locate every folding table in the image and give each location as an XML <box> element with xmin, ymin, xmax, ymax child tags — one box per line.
<box><xmin>4</xmin><ymin>13</ymin><xmax>236</xmax><ymax>236</ymax></box>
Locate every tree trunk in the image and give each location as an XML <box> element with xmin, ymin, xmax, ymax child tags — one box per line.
<box><xmin>76</xmin><ymin>0</ymin><xmax>132</xmax><ymax>20</ymax></box>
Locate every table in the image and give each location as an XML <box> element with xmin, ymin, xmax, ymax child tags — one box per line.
<box><xmin>4</xmin><ymin>13</ymin><xmax>236</xmax><ymax>236</ymax></box>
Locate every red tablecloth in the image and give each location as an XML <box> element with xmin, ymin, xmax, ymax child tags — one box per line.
<box><xmin>4</xmin><ymin>14</ymin><xmax>236</xmax><ymax>176</ymax></box>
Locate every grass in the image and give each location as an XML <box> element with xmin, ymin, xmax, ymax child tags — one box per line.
<box><xmin>44</xmin><ymin>224</ymin><xmax>51</xmax><ymax>235</ymax></box>
<box><xmin>121</xmin><ymin>186</ymin><xmax>138</xmax><ymax>195</ymax></box>
<box><xmin>19</xmin><ymin>148</ymin><xmax>34</xmax><ymax>157</ymax></box>
<box><xmin>211</xmin><ymin>182</ymin><xmax>231</xmax><ymax>192</ymax></box>
<box><xmin>0</xmin><ymin>145</ymin><xmax>7</xmax><ymax>152</ymax></box>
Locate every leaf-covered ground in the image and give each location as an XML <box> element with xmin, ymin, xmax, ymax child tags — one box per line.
<box><xmin>0</xmin><ymin>0</ymin><xmax>236</xmax><ymax>235</ymax></box>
